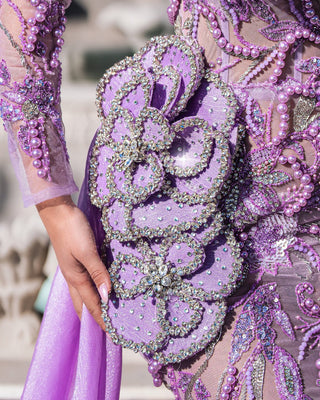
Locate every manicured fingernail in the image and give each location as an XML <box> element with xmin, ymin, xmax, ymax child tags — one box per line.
<box><xmin>98</xmin><ymin>283</ymin><xmax>109</xmax><ymax>303</ymax></box>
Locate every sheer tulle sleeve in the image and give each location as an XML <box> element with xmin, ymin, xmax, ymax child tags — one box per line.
<box><xmin>0</xmin><ymin>0</ymin><xmax>77</xmax><ymax>207</ymax></box>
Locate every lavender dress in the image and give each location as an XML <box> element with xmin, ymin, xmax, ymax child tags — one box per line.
<box><xmin>1</xmin><ymin>0</ymin><xmax>320</xmax><ymax>399</ymax></box>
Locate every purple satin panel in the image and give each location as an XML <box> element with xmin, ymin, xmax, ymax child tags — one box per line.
<box><xmin>22</xmin><ymin>138</ymin><xmax>122</xmax><ymax>399</ymax></box>
<box><xmin>22</xmin><ymin>271</ymin><xmax>122</xmax><ymax>400</ymax></box>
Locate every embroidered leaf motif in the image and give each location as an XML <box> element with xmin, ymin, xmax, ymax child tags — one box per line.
<box><xmin>274</xmin><ymin>346</ymin><xmax>304</xmax><ymax>400</ymax></box>
<box><xmin>260</xmin><ymin>21</ymin><xmax>300</xmax><ymax>41</ymax></box>
<box><xmin>274</xmin><ymin>310</ymin><xmax>295</xmax><ymax>340</ymax></box>
<box><xmin>239</xmin><ymin>382</ymin><xmax>247</xmax><ymax>400</ymax></box>
<box><xmin>174</xmin><ymin>15</ymin><xmax>183</xmax><ymax>36</ymax></box>
<box><xmin>242</xmin><ymin>183</ymin><xmax>280</xmax><ymax>217</ymax></box>
<box><xmin>296</xmin><ymin>57</ymin><xmax>320</xmax><ymax>74</ymax></box>
<box><xmin>249</xmin><ymin>0</ymin><xmax>276</xmax><ymax>23</ymax></box>
<box><xmin>0</xmin><ymin>59</ymin><xmax>10</xmax><ymax>86</ymax></box>
<box><xmin>229</xmin><ymin>311</ymin><xmax>255</xmax><ymax>364</ymax></box>
<box><xmin>254</xmin><ymin>171</ymin><xmax>292</xmax><ymax>186</ymax></box>
<box><xmin>293</xmin><ymin>97</ymin><xmax>316</xmax><ymax>132</ymax></box>
<box><xmin>252</xmin><ymin>353</ymin><xmax>266</xmax><ymax>400</ymax></box>
<box><xmin>285</xmin><ymin>142</ymin><xmax>305</xmax><ymax>160</ymax></box>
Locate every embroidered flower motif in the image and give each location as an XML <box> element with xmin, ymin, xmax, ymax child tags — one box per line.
<box><xmin>92</xmin><ymin>35</ymin><xmax>243</xmax><ymax>364</ymax></box>
<box><xmin>0</xmin><ymin>69</ymin><xmax>67</xmax><ymax>179</ymax></box>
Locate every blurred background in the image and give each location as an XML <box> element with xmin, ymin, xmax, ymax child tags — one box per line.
<box><xmin>0</xmin><ymin>1</ymin><xmax>172</xmax><ymax>398</ymax></box>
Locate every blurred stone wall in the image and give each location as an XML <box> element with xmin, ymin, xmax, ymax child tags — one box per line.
<box><xmin>0</xmin><ymin>0</ymin><xmax>171</xmax><ymax>360</ymax></box>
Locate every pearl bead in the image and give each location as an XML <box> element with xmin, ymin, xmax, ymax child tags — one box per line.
<box><xmin>272</xmin><ymin>136</ymin><xmax>281</xmax><ymax>145</ymax></box>
<box><xmin>311</xmin><ymin>304</ymin><xmax>320</xmax><ymax>314</ymax></box>
<box><xmin>240</xmin><ymin>232</ymin><xmax>248</xmax><ymax>241</ymax></box>
<box><xmin>269</xmin><ymin>75</ymin><xmax>278</xmax><ymax>84</ymax></box>
<box><xmin>303</xmin><ymin>191</ymin><xmax>312</xmax><ymax>199</ymax></box>
<box><xmin>32</xmin><ymin>148</ymin><xmax>43</xmax><ymax>159</ymax></box>
<box><xmin>222</xmin><ymin>384</ymin><xmax>232</xmax><ymax>393</ymax></box>
<box><xmin>303</xmin><ymin>88</ymin><xmax>310</xmax><ymax>97</ymax></box>
<box><xmin>295</xmin><ymin>28</ymin><xmax>303</xmax><ymax>38</ymax></box>
<box><xmin>212</xmin><ymin>28</ymin><xmax>221</xmax><ymax>39</ymax></box>
<box><xmin>31</xmin><ymin>137</ymin><xmax>41</xmax><ymax>148</ymax></box>
<box><xmin>309</xmin><ymin>32</ymin><xmax>316</xmax><ymax>42</ymax></box>
<box><xmin>277</xmin><ymin>51</ymin><xmax>286</xmax><ymax>60</ymax></box>
<box><xmin>293</xmin><ymin>203</ymin><xmax>301</xmax><ymax>213</ymax></box>
<box><xmin>291</xmin><ymin>162</ymin><xmax>300</xmax><ymax>171</ymax></box>
<box><xmin>278</xmin><ymin>92</ymin><xmax>289</xmax><ymax>103</ymax></box>
<box><xmin>286</xmin><ymin>86</ymin><xmax>295</xmax><ymax>96</ymax></box>
<box><xmin>279</xmin><ymin>155</ymin><xmax>288</xmax><ymax>164</ymax></box>
<box><xmin>251</xmin><ymin>48</ymin><xmax>260</xmax><ymax>58</ymax></box>
<box><xmin>217</xmin><ymin>37</ymin><xmax>227</xmax><ymax>48</ymax></box>
<box><xmin>277</xmin><ymin>103</ymin><xmax>288</xmax><ymax>114</ymax></box>
<box><xmin>33</xmin><ymin>159</ymin><xmax>42</xmax><ymax>168</ymax></box>
<box><xmin>26</xmin><ymin>43</ymin><xmax>35</xmax><ymax>52</ymax></box>
<box><xmin>37</xmin><ymin>3</ymin><xmax>47</xmax><ymax>13</ymax></box>
<box><xmin>285</xmin><ymin>33</ymin><xmax>295</xmax><ymax>44</ymax></box>
<box><xmin>299</xmin><ymin>198</ymin><xmax>307</xmax><ymax>206</ymax></box>
<box><xmin>316</xmin><ymin>359</ymin><xmax>320</xmax><ymax>370</ymax></box>
<box><xmin>304</xmin><ymin>183</ymin><xmax>314</xmax><ymax>192</ymax></box>
<box><xmin>274</xmin><ymin>68</ymin><xmax>282</xmax><ymax>77</ymax></box>
<box><xmin>301</xmin><ymin>174</ymin><xmax>311</xmax><ymax>184</ymax></box>
<box><xmin>279</xmin><ymin>41</ymin><xmax>289</xmax><ymax>52</ymax></box>
<box><xmin>37</xmin><ymin>169</ymin><xmax>46</xmax><ymax>178</ymax></box>
<box><xmin>280</xmin><ymin>113</ymin><xmax>289</xmax><ymax>121</ymax></box>
<box><xmin>303</xmin><ymin>29</ymin><xmax>310</xmax><ymax>39</ymax></box>
<box><xmin>285</xmin><ymin>208</ymin><xmax>294</xmax><ymax>217</ymax></box>
<box><xmin>153</xmin><ymin>377</ymin><xmax>162</xmax><ymax>387</ymax></box>
<box><xmin>225</xmin><ymin>43</ymin><xmax>234</xmax><ymax>52</ymax></box>
<box><xmin>287</xmin><ymin>154</ymin><xmax>296</xmax><ymax>163</ymax></box>
<box><xmin>35</xmin><ymin>12</ymin><xmax>45</xmax><ymax>22</ymax></box>
<box><xmin>227</xmin><ymin>366</ymin><xmax>237</xmax><ymax>375</ymax></box>
<box><xmin>220</xmin><ymin>393</ymin><xmax>229</xmax><ymax>399</ymax></box>
<box><xmin>234</xmin><ymin>45</ymin><xmax>242</xmax><ymax>55</ymax></box>
<box><xmin>227</xmin><ymin>375</ymin><xmax>236</xmax><ymax>385</ymax></box>
<box><xmin>277</xmin><ymin>60</ymin><xmax>285</xmax><ymax>68</ymax></box>
<box><xmin>305</xmin><ymin>298</ymin><xmax>315</xmax><ymax>308</ymax></box>
<box><xmin>294</xmin><ymin>170</ymin><xmax>303</xmax><ymax>179</ymax></box>
<box><xmin>30</xmin><ymin>26</ymin><xmax>39</xmax><ymax>34</ymax></box>
<box><xmin>50</xmin><ymin>59</ymin><xmax>59</xmax><ymax>69</ymax></box>
<box><xmin>242</xmin><ymin>47</ymin><xmax>251</xmax><ymax>57</ymax></box>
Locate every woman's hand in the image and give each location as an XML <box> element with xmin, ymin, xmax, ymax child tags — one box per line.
<box><xmin>36</xmin><ymin>195</ymin><xmax>111</xmax><ymax>331</ymax></box>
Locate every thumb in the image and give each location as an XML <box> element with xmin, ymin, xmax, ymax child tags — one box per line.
<box><xmin>85</xmin><ymin>255</ymin><xmax>112</xmax><ymax>303</ymax></box>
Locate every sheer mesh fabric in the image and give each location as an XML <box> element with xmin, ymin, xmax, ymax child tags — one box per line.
<box><xmin>0</xmin><ymin>0</ymin><xmax>77</xmax><ymax>206</ymax></box>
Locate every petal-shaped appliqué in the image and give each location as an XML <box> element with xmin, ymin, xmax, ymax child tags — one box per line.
<box><xmin>157</xmin><ymin>300</ymin><xmax>227</xmax><ymax>364</ymax></box>
<box><xmin>97</xmin><ymin>57</ymin><xmax>137</xmax><ymax>120</ymax></box>
<box><xmin>130</xmin><ymin>195</ymin><xmax>215</xmax><ymax>240</ymax></box>
<box><xmin>161</xmin><ymin>117</ymin><xmax>215</xmax><ymax>178</ymax></box>
<box><xmin>102</xmin><ymin>294</ymin><xmax>167</xmax><ymax>354</ymax></box>
<box><xmin>107</xmin><ymin>152</ymin><xmax>165</xmax><ymax>205</ymax></box>
<box><xmin>93</xmin><ymin>144</ymin><xmax>115</xmax><ymax>206</ymax></box>
<box><xmin>150</xmin><ymin>65</ymin><xmax>182</xmax><ymax>117</ymax></box>
<box><xmin>181</xmin><ymin>71</ymin><xmax>239</xmax><ymax>136</ymax></box>
<box><xmin>152</xmin><ymin>35</ymin><xmax>204</xmax><ymax>120</ymax></box>
<box><xmin>183</xmin><ymin>230</ymin><xmax>243</xmax><ymax>300</ymax></box>
<box><xmin>163</xmin><ymin>233</ymin><xmax>205</xmax><ymax>276</ymax></box>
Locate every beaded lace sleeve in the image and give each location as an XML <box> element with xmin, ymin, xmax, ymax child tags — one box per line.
<box><xmin>0</xmin><ymin>0</ymin><xmax>77</xmax><ymax>207</ymax></box>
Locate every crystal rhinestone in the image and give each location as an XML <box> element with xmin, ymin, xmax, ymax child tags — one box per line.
<box><xmin>161</xmin><ymin>275</ymin><xmax>172</xmax><ymax>287</ymax></box>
